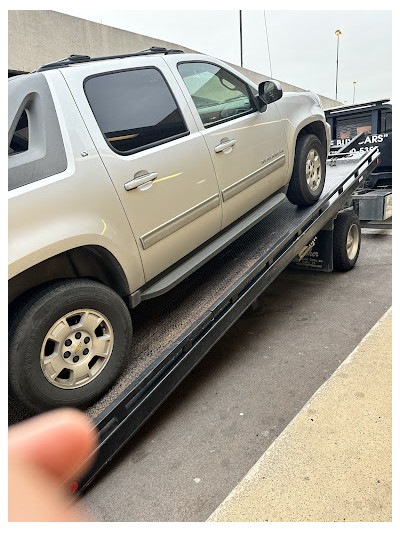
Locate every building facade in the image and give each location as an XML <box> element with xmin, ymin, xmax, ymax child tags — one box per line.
<box><xmin>8</xmin><ymin>10</ymin><xmax>341</xmax><ymax>109</ymax></box>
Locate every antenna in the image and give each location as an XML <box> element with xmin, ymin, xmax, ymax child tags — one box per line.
<box><xmin>263</xmin><ymin>11</ymin><xmax>273</xmax><ymax>78</ymax></box>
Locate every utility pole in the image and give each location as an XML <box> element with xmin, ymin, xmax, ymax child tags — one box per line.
<box><xmin>335</xmin><ymin>29</ymin><xmax>342</xmax><ymax>100</ymax></box>
<box><xmin>239</xmin><ymin>10</ymin><xmax>243</xmax><ymax>67</ymax></box>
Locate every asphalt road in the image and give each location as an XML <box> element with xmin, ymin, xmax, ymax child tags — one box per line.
<box><xmin>81</xmin><ymin>228</ymin><xmax>392</xmax><ymax>522</ymax></box>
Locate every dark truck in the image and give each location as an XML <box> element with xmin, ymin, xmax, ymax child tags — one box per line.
<box><xmin>325</xmin><ymin>99</ymin><xmax>392</xmax><ymax>223</ymax></box>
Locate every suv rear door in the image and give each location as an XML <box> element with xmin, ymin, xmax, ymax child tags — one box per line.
<box><xmin>63</xmin><ymin>57</ymin><xmax>222</xmax><ymax>282</ymax></box>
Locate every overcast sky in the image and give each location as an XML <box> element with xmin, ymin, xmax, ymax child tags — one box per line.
<box><xmin>57</xmin><ymin>9</ymin><xmax>392</xmax><ymax>104</ymax></box>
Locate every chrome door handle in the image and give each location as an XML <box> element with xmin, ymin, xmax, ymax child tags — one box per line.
<box><xmin>124</xmin><ymin>171</ymin><xmax>158</xmax><ymax>191</ymax></box>
<box><xmin>214</xmin><ymin>138</ymin><xmax>237</xmax><ymax>153</ymax></box>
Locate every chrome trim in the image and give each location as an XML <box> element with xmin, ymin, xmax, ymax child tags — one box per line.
<box><xmin>140</xmin><ymin>194</ymin><xmax>220</xmax><ymax>250</ymax></box>
<box><xmin>222</xmin><ymin>153</ymin><xmax>286</xmax><ymax>202</ymax></box>
<box><xmin>125</xmin><ymin>172</ymin><xmax>158</xmax><ymax>191</ymax></box>
<box><xmin>214</xmin><ymin>138</ymin><xmax>237</xmax><ymax>153</ymax></box>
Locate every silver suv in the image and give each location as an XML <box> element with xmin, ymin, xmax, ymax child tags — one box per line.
<box><xmin>8</xmin><ymin>48</ymin><xmax>330</xmax><ymax>412</ymax></box>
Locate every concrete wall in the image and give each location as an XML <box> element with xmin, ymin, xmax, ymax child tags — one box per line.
<box><xmin>8</xmin><ymin>10</ymin><xmax>341</xmax><ymax>109</ymax></box>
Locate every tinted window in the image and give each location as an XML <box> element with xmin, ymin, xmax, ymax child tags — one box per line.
<box><xmin>9</xmin><ymin>109</ymin><xmax>29</xmax><ymax>155</ymax></box>
<box><xmin>335</xmin><ymin>112</ymin><xmax>372</xmax><ymax>139</ymax></box>
<box><xmin>85</xmin><ymin>68</ymin><xmax>188</xmax><ymax>154</ymax></box>
<box><xmin>380</xmin><ymin>110</ymin><xmax>392</xmax><ymax>133</ymax></box>
<box><xmin>178</xmin><ymin>62</ymin><xmax>255</xmax><ymax>128</ymax></box>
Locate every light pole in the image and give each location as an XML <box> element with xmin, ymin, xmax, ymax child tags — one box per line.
<box><xmin>335</xmin><ymin>29</ymin><xmax>342</xmax><ymax>100</ymax></box>
<box><xmin>353</xmin><ymin>81</ymin><xmax>357</xmax><ymax>103</ymax></box>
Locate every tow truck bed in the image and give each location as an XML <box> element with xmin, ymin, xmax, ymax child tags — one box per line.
<box><xmin>8</xmin><ymin>148</ymin><xmax>379</xmax><ymax>494</ymax></box>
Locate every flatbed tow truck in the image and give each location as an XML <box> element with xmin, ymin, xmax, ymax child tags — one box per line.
<box><xmin>8</xmin><ymin>147</ymin><xmax>380</xmax><ymax>496</ymax></box>
<box><xmin>325</xmin><ymin>99</ymin><xmax>392</xmax><ymax>229</ymax></box>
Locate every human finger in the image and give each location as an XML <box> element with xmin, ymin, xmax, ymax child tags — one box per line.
<box><xmin>8</xmin><ymin>408</ymin><xmax>97</xmax><ymax>483</ymax></box>
<box><xmin>8</xmin><ymin>454</ymin><xmax>92</xmax><ymax>522</ymax></box>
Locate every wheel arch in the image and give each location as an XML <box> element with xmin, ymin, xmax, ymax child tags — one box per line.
<box><xmin>296</xmin><ymin>120</ymin><xmax>328</xmax><ymax>156</ymax></box>
<box><xmin>8</xmin><ymin>245</ymin><xmax>131</xmax><ymax>308</ymax></box>
<box><xmin>287</xmin><ymin>119</ymin><xmax>328</xmax><ymax>178</ymax></box>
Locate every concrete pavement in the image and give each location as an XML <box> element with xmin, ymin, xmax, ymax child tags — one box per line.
<box><xmin>81</xmin><ymin>229</ymin><xmax>391</xmax><ymax>521</ymax></box>
<box><xmin>208</xmin><ymin>307</ymin><xmax>392</xmax><ymax>522</ymax></box>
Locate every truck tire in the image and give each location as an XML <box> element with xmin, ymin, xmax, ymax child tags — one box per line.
<box><xmin>287</xmin><ymin>134</ymin><xmax>326</xmax><ymax>206</ymax></box>
<box><xmin>9</xmin><ymin>279</ymin><xmax>132</xmax><ymax>413</ymax></box>
<box><xmin>333</xmin><ymin>210</ymin><xmax>361</xmax><ymax>271</ymax></box>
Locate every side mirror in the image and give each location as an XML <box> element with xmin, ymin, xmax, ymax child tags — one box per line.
<box><xmin>256</xmin><ymin>80</ymin><xmax>283</xmax><ymax>111</ymax></box>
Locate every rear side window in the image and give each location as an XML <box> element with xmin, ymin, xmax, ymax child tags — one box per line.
<box><xmin>9</xmin><ymin>109</ymin><xmax>29</xmax><ymax>155</ymax></box>
<box><xmin>85</xmin><ymin>68</ymin><xmax>188</xmax><ymax>154</ymax></box>
<box><xmin>335</xmin><ymin>112</ymin><xmax>372</xmax><ymax>139</ymax></box>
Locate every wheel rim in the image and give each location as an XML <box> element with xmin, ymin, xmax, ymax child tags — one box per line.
<box><xmin>40</xmin><ymin>309</ymin><xmax>114</xmax><ymax>389</ymax></box>
<box><xmin>346</xmin><ymin>223</ymin><xmax>360</xmax><ymax>261</ymax></box>
<box><xmin>305</xmin><ymin>148</ymin><xmax>322</xmax><ymax>192</ymax></box>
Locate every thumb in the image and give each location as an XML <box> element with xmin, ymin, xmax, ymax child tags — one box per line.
<box><xmin>8</xmin><ymin>408</ymin><xmax>97</xmax><ymax>484</ymax></box>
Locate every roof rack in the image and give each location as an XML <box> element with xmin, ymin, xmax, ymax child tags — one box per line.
<box><xmin>36</xmin><ymin>46</ymin><xmax>184</xmax><ymax>72</ymax></box>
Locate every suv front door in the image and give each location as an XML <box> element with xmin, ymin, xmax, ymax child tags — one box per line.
<box><xmin>175</xmin><ymin>60</ymin><xmax>289</xmax><ymax>229</ymax></box>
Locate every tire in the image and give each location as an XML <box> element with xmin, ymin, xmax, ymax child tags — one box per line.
<box><xmin>9</xmin><ymin>279</ymin><xmax>133</xmax><ymax>413</ymax></box>
<box><xmin>333</xmin><ymin>210</ymin><xmax>361</xmax><ymax>272</ymax></box>
<box><xmin>287</xmin><ymin>134</ymin><xmax>326</xmax><ymax>206</ymax></box>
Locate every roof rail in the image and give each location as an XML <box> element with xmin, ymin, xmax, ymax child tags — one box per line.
<box><xmin>35</xmin><ymin>47</ymin><xmax>184</xmax><ymax>72</ymax></box>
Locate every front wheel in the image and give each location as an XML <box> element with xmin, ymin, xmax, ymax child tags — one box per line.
<box><xmin>9</xmin><ymin>279</ymin><xmax>133</xmax><ymax>413</ymax></box>
<box><xmin>287</xmin><ymin>134</ymin><xmax>326</xmax><ymax>206</ymax></box>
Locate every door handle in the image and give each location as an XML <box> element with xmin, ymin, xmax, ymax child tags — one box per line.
<box><xmin>124</xmin><ymin>171</ymin><xmax>158</xmax><ymax>191</ymax></box>
<box><xmin>214</xmin><ymin>138</ymin><xmax>237</xmax><ymax>154</ymax></box>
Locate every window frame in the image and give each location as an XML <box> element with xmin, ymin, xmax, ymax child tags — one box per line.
<box><xmin>83</xmin><ymin>66</ymin><xmax>190</xmax><ymax>157</ymax></box>
<box><xmin>9</xmin><ymin>108</ymin><xmax>30</xmax><ymax>156</ymax></box>
<box><xmin>8</xmin><ymin>72</ymin><xmax>68</xmax><ymax>191</ymax></box>
<box><xmin>176</xmin><ymin>60</ymin><xmax>258</xmax><ymax>129</ymax></box>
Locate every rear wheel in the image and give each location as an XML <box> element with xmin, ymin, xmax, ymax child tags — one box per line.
<box><xmin>333</xmin><ymin>210</ymin><xmax>361</xmax><ymax>271</ymax></box>
<box><xmin>9</xmin><ymin>279</ymin><xmax>132</xmax><ymax>413</ymax></box>
<box><xmin>287</xmin><ymin>134</ymin><xmax>326</xmax><ymax>206</ymax></box>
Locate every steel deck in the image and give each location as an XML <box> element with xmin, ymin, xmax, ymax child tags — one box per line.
<box><xmin>8</xmin><ymin>148</ymin><xmax>379</xmax><ymax>495</ymax></box>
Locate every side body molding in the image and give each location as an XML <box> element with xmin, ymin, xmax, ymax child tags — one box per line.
<box><xmin>140</xmin><ymin>194</ymin><xmax>220</xmax><ymax>250</ymax></box>
<box><xmin>222</xmin><ymin>153</ymin><xmax>286</xmax><ymax>202</ymax></box>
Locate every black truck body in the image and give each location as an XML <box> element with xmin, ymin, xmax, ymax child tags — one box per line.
<box><xmin>325</xmin><ymin>99</ymin><xmax>392</xmax><ymax>188</ymax></box>
<box><xmin>325</xmin><ymin>100</ymin><xmax>392</xmax><ymax>223</ymax></box>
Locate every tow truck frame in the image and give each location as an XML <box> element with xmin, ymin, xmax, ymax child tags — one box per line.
<box><xmin>67</xmin><ymin>147</ymin><xmax>380</xmax><ymax>495</ymax></box>
<box><xmin>9</xmin><ymin>148</ymin><xmax>380</xmax><ymax>496</ymax></box>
